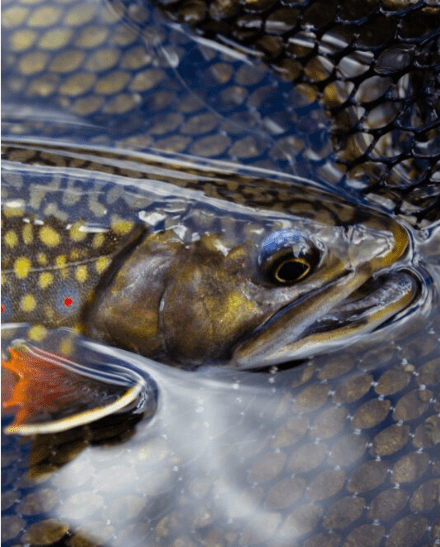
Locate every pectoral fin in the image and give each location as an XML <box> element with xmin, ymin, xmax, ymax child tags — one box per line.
<box><xmin>2</xmin><ymin>342</ymin><xmax>150</xmax><ymax>435</ymax></box>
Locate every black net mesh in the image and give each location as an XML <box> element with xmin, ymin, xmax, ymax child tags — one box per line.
<box><xmin>2</xmin><ymin>0</ymin><xmax>440</xmax><ymax>225</ymax></box>
<box><xmin>142</xmin><ymin>0</ymin><xmax>440</xmax><ymax>224</ymax></box>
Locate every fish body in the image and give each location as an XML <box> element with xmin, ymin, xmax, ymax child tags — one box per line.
<box><xmin>1</xmin><ymin>146</ymin><xmax>422</xmax><ymax>369</ymax></box>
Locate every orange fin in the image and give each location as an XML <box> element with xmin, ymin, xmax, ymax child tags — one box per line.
<box><xmin>2</xmin><ymin>343</ymin><xmax>146</xmax><ymax>435</ymax></box>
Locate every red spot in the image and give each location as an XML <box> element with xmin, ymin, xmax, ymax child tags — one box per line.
<box><xmin>64</xmin><ymin>297</ymin><xmax>73</xmax><ymax>307</ymax></box>
<box><xmin>1</xmin><ymin>304</ymin><xmax>4</xmax><ymax>313</ymax></box>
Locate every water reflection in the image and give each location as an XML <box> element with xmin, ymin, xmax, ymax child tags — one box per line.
<box><xmin>2</xmin><ymin>266</ymin><xmax>440</xmax><ymax>546</ymax></box>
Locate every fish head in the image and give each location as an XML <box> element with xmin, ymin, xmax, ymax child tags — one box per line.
<box><xmin>87</xmin><ymin>197</ymin><xmax>420</xmax><ymax>369</ymax></box>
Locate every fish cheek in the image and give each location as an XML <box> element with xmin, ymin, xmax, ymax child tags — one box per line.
<box><xmin>162</xmin><ymin>261</ymin><xmax>260</xmax><ymax>365</ymax></box>
<box><xmin>86</xmin><ymin>238</ymin><xmax>186</xmax><ymax>357</ymax></box>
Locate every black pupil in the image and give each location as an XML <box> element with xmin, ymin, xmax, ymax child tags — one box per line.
<box><xmin>277</xmin><ymin>260</ymin><xmax>308</xmax><ymax>282</ymax></box>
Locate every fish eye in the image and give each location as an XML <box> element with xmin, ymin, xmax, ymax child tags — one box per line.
<box><xmin>259</xmin><ymin>229</ymin><xmax>320</xmax><ymax>284</ymax></box>
<box><xmin>273</xmin><ymin>256</ymin><xmax>310</xmax><ymax>283</ymax></box>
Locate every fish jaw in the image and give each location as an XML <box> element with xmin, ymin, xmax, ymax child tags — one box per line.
<box><xmin>231</xmin><ymin>267</ymin><xmax>420</xmax><ymax>369</ymax></box>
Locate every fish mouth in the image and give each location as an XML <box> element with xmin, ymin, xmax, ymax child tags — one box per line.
<box><xmin>300</xmin><ymin>270</ymin><xmax>420</xmax><ymax>336</ymax></box>
<box><xmin>232</xmin><ymin>268</ymin><xmax>421</xmax><ymax>369</ymax></box>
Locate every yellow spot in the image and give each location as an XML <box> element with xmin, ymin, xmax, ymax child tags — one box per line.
<box><xmin>2</xmin><ymin>6</ymin><xmax>30</xmax><ymax>29</ymax></box>
<box><xmin>20</xmin><ymin>294</ymin><xmax>37</xmax><ymax>312</ymax></box>
<box><xmin>95</xmin><ymin>70</ymin><xmax>130</xmax><ymax>94</ymax></box>
<box><xmin>39</xmin><ymin>272</ymin><xmax>53</xmax><ymax>289</ymax></box>
<box><xmin>1</xmin><ymin>272</ymin><xmax>5</xmax><ymax>285</ymax></box>
<box><xmin>37</xmin><ymin>252</ymin><xmax>48</xmax><ymax>266</ymax></box>
<box><xmin>86</xmin><ymin>48</ymin><xmax>119</xmax><ymax>72</ymax></box>
<box><xmin>59</xmin><ymin>336</ymin><xmax>74</xmax><ymax>357</ymax></box>
<box><xmin>95</xmin><ymin>256</ymin><xmax>111</xmax><ymax>274</ymax></box>
<box><xmin>4</xmin><ymin>231</ymin><xmax>18</xmax><ymax>248</ymax></box>
<box><xmin>92</xmin><ymin>232</ymin><xmax>105</xmax><ymax>249</ymax></box>
<box><xmin>3</xmin><ymin>205</ymin><xmax>25</xmax><ymax>217</ymax></box>
<box><xmin>75</xmin><ymin>25</ymin><xmax>108</xmax><ymax>48</ymax></box>
<box><xmin>56</xmin><ymin>255</ymin><xmax>67</xmax><ymax>268</ymax></box>
<box><xmin>39</xmin><ymin>28</ymin><xmax>72</xmax><ymax>50</ymax></box>
<box><xmin>40</xmin><ymin>225</ymin><xmax>61</xmax><ymax>247</ymax></box>
<box><xmin>22</xmin><ymin>224</ymin><xmax>33</xmax><ymax>245</ymax></box>
<box><xmin>10</xmin><ymin>29</ymin><xmax>37</xmax><ymax>51</ymax></box>
<box><xmin>59</xmin><ymin>73</ymin><xmax>96</xmax><ymax>96</ymax></box>
<box><xmin>56</xmin><ymin>255</ymin><xmax>68</xmax><ymax>278</ymax></box>
<box><xmin>64</xmin><ymin>4</ymin><xmax>97</xmax><ymax>26</ymax></box>
<box><xmin>69</xmin><ymin>221</ymin><xmax>87</xmax><ymax>242</ymax></box>
<box><xmin>72</xmin><ymin>95</ymin><xmax>104</xmax><ymax>116</ymax></box>
<box><xmin>70</xmin><ymin>249</ymin><xmax>80</xmax><ymax>260</ymax></box>
<box><xmin>111</xmin><ymin>216</ymin><xmax>134</xmax><ymax>236</ymax></box>
<box><xmin>14</xmin><ymin>257</ymin><xmax>32</xmax><ymax>279</ymax></box>
<box><xmin>75</xmin><ymin>265</ymin><xmax>88</xmax><ymax>283</ymax></box>
<box><xmin>28</xmin><ymin>324</ymin><xmax>48</xmax><ymax>342</ymax></box>
<box><xmin>50</xmin><ymin>50</ymin><xmax>84</xmax><ymax>73</ymax></box>
<box><xmin>103</xmin><ymin>93</ymin><xmax>138</xmax><ymax>115</ymax></box>
<box><xmin>19</xmin><ymin>51</ymin><xmax>48</xmax><ymax>75</ymax></box>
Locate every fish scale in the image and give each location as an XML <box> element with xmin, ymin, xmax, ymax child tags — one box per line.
<box><xmin>2</xmin><ymin>0</ymin><xmax>440</xmax><ymax>546</ymax></box>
